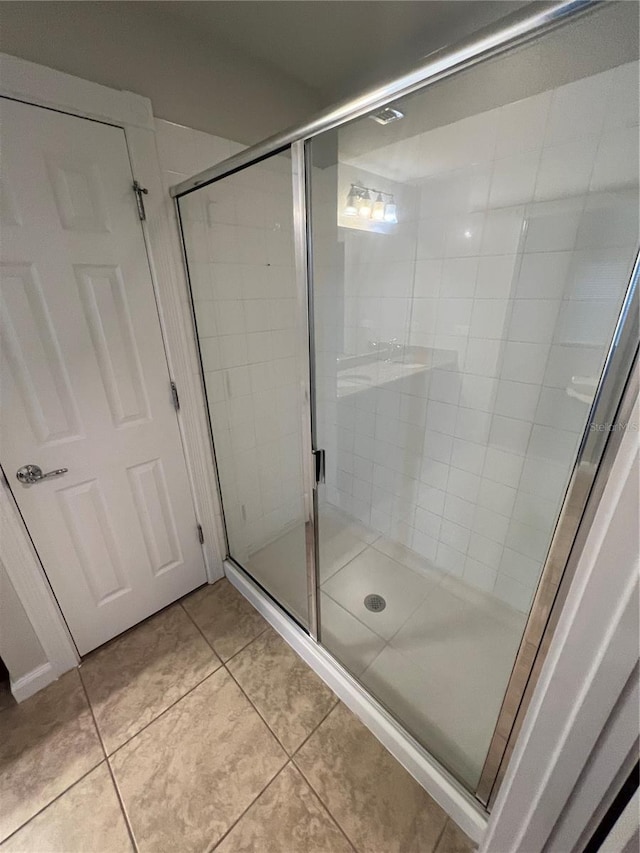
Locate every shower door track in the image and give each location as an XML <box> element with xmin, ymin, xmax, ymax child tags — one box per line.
<box><xmin>171</xmin><ymin>0</ymin><xmax>638</xmax><ymax>822</ymax></box>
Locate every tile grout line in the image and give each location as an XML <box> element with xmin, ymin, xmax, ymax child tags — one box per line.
<box><xmin>222</xmin><ymin>662</ymin><xmax>295</xmax><ymax>758</ymax></box>
<box><xmin>291</xmin><ymin>751</ymin><xmax>362</xmax><ymax>853</ymax></box>
<box><xmin>178</xmin><ymin>597</ymin><xmax>270</xmax><ymax>666</ymax></box>
<box><xmin>288</xmin><ymin>701</ymin><xmax>364</xmax><ymax>851</ymax></box>
<box><xmin>287</xmin><ymin>759</ymin><xmax>359</xmax><ymax>853</ymax></box>
<box><xmin>77</xmin><ymin>670</ymin><xmax>139</xmax><ymax>853</ymax></box>
<box><xmin>205</xmin><ymin>761</ymin><xmax>292</xmax><ymax>853</ymax></box>
<box><xmin>290</xmin><ymin>693</ymin><xmax>340</xmax><ymax>757</ymax></box>
<box><xmin>94</xmin><ymin>664</ymin><xmax>222</xmax><ymax>760</ymax></box>
<box><xmin>432</xmin><ymin>817</ymin><xmax>451</xmax><ymax>853</ymax></box>
<box><xmin>0</xmin><ymin>760</ymin><xmax>106</xmax><ymax>847</ymax></box>
<box><xmin>220</xmin><ymin>620</ymin><xmax>341</xmax><ymax>760</ymax></box>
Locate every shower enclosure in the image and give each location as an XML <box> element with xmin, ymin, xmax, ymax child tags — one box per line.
<box><xmin>174</xmin><ymin>0</ymin><xmax>639</xmax><ymax>813</ymax></box>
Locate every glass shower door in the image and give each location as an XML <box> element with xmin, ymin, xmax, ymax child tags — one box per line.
<box><xmin>178</xmin><ymin>150</ymin><xmax>312</xmax><ymax>628</ymax></box>
<box><xmin>308</xmin><ymin>1</ymin><xmax>638</xmax><ymax>792</ymax></box>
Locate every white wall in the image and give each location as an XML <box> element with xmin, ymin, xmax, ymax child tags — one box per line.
<box><xmin>0</xmin><ymin>561</ymin><xmax>48</xmax><ymax>684</ymax></box>
<box><xmin>315</xmin><ymin>59</ymin><xmax>639</xmax><ymax>612</ymax></box>
<box><xmin>0</xmin><ymin>1</ymin><xmax>320</xmax><ymax>145</ymax></box>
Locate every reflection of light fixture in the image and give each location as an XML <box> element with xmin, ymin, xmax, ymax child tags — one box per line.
<box><xmin>372</xmin><ymin>193</ymin><xmax>385</xmax><ymax>221</ymax></box>
<box><xmin>464</xmin><ymin>229</ymin><xmax>472</xmax><ymax>239</ymax></box>
<box><xmin>371</xmin><ymin>107</ymin><xmax>405</xmax><ymax>125</ymax></box>
<box><xmin>344</xmin><ymin>185</ymin><xmax>358</xmax><ymax>216</ymax></box>
<box><xmin>342</xmin><ymin>184</ymin><xmax>398</xmax><ymax>223</ymax></box>
<box><xmin>358</xmin><ymin>189</ymin><xmax>372</xmax><ymax>218</ymax></box>
<box><xmin>384</xmin><ymin>197</ymin><xmax>398</xmax><ymax>224</ymax></box>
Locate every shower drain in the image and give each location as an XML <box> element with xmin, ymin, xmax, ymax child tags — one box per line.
<box><xmin>364</xmin><ymin>593</ymin><xmax>387</xmax><ymax>613</ymax></box>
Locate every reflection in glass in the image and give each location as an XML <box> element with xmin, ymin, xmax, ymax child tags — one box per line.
<box><xmin>310</xmin><ymin>6</ymin><xmax>638</xmax><ymax>789</ymax></box>
<box><xmin>179</xmin><ymin>151</ymin><xmax>310</xmax><ymax>627</ymax></box>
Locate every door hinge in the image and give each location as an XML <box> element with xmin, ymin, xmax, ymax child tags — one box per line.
<box><xmin>132</xmin><ymin>180</ymin><xmax>148</xmax><ymax>221</ymax></box>
<box><xmin>197</xmin><ymin>524</ymin><xmax>204</xmax><ymax>544</ymax></box>
<box><xmin>313</xmin><ymin>448</ymin><xmax>326</xmax><ymax>485</ymax></box>
<box><xmin>170</xmin><ymin>380</ymin><xmax>180</xmax><ymax>411</ymax></box>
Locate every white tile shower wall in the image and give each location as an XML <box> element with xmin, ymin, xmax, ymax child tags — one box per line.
<box><xmin>324</xmin><ymin>62</ymin><xmax>639</xmax><ymax>612</ymax></box>
<box><xmin>156</xmin><ymin>122</ymin><xmax>305</xmax><ymax>560</ymax></box>
<box><xmin>155</xmin><ymin>119</ymin><xmax>245</xmax><ymax>556</ymax></box>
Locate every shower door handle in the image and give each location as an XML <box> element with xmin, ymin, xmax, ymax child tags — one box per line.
<box><xmin>313</xmin><ymin>449</ymin><xmax>325</xmax><ymax>485</ymax></box>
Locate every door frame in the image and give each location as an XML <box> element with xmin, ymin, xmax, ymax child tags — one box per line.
<box><xmin>0</xmin><ymin>53</ymin><xmax>226</xmax><ymax>686</ymax></box>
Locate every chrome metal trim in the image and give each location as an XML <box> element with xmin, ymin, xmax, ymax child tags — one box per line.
<box><xmin>224</xmin><ymin>556</ymin><xmax>488</xmax><ymax>841</ymax></box>
<box><xmin>170</xmin><ymin>0</ymin><xmax>597</xmax><ymax>198</ymax></box>
<box><xmin>292</xmin><ymin>139</ymin><xmax>320</xmax><ymax>641</ymax></box>
<box><xmin>477</xmin><ymin>251</ymin><xmax>640</xmax><ymax>805</ymax></box>
<box><xmin>173</xmin><ymin>195</ymin><xmax>231</xmax><ymax>558</ymax></box>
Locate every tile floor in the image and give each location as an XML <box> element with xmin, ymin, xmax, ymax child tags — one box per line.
<box><xmin>247</xmin><ymin>505</ymin><xmax>527</xmax><ymax>788</ymax></box>
<box><xmin>0</xmin><ymin>578</ymin><xmax>474</xmax><ymax>853</ymax></box>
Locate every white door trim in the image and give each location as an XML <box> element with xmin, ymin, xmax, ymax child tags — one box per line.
<box><xmin>0</xmin><ymin>53</ymin><xmax>225</xmax><ymax>684</ymax></box>
<box><xmin>0</xmin><ymin>477</ymin><xmax>79</xmax><ymax>674</ymax></box>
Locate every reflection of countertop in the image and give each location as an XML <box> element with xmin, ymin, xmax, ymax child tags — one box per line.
<box><xmin>336</xmin><ymin>348</ymin><xmax>457</xmax><ymax>397</ymax></box>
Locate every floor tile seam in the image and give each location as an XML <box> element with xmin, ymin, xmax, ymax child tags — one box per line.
<box><xmin>222</xmin><ymin>662</ymin><xmax>300</xmax><ymax>758</ymax></box>
<box><xmin>96</xmin><ymin>665</ymin><xmax>224</xmax><ymax>759</ymax></box>
<box><xmin>217</xmin><ymin>623</ymin><xmax>272</xmax><ymax>667</ymax></box>
<box><xmin>291</xmin><ymin>752</ymin><xmax>361</xmax><ymax>853</ymax></box>
<box><xmin>320</xmin><ymin>587</ymin><xmax>390</xmax><ymax>643</ymax></box>
<box><xmin>104</xmin><ymin>758</ymin><xmax>140</xmax><ymax>853</ymax></box>
<box><xmin>320</xmin><ymin>539</ymin><xmax>370</xmax><ymax>584</ymax></box>
<box><xmin>286</xmin><ymin>758</ymin><xmax>359</xmax><ymax>853</ymax></box>
<box><xmin>205</xmin><ymin>761</ymin><xmax>292</xmax><ymax>853</ymax></box>
<box><xmin>369</xmin><ymin>539</ymin><xmax>446</xmax><ymax>587</ymax></box>
<box><xmin>362</xmin><ymin>540</ymin><xmax>439</xmax><ymax>589</ymax></box>
<box><xmin>178</xmin><ymin>598</ymin><xmax>270</xmax><ymax>664</ymax></box>
<box><xmin>289</xmin><ymin>693</ymin><xmax>340</xmax><ymax>758</ymax></box>
<box><xmin>321</xmin><ymin>544</ymin><xmax>436</xmax><ymax>644</ymax></box>
<box><xmin>78</xmin><ymin>674</ymin><xmax>139</xmax><ymax>852</ymax></box>
<box><xmin>382</xmin><ymin>578</ymin><xmax>439</xmax><ymax>647</ymax></box>
<box><xmin>320</xmin><ymin>539</ymin><xmax>383</xmax><ymax>588</ymax></box>
<box><xmin>432</xmin><ymin>817</ymin><xmax>451</xmax><ymax>853</ymax></box>
<box><xmin>0</xmin><ymin>759</ymin><xmax>107</xmax><ymax>847</ymax></box>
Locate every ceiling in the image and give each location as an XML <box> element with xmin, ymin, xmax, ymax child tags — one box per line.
<box><xmin>162</xmin><ymin>1</ymin><xmax>530</xmax><ymax>106</ymax></box>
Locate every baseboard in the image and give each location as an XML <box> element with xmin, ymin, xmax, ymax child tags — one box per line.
<box><xmin>225</xmin><ymin>559</ymin><xmax>488</xmax><ymax>844</ymax></box>
<box><xmin>10</xmin><ymin>662</ymin><xmax>57</xmax><ymax>703</ymax></box>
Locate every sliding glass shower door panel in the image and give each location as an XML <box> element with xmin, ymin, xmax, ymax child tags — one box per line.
<box><xmin>178</xmin><ymin>151</ymin><xmax>312</xmax><ymax>627</ymax></box>
<box><xmin>309</xmin><ymin>2</ymin><xmax>639</xmax><ymax>791</ymax></box>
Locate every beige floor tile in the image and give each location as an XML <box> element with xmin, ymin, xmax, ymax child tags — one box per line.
<box><xmin>215</xmin><ymin>763</ymin><xmax>354</xmax><ymax>853</ymax></box>
<box><xmin>295</xmin><ymin>703</ymin><xmax>447</xmax><ymax>853</ymax></box>
<box><xmin>81</xmin><ymin>604</ymin><xmax>220</xmax><ymax>754</ymax></box>
<box><xmin>0</xmin><ymin>763</ymin><xmax>132</xmax><ymax>853</ymax></box>
<box><xmin>111</xmin><ymin>668</ymin><xmax>287</xmax><ymax>853</ymax></box>
<box><xmin>0</xmin><ymin>669</ymin><xmax>103</xmax><ymax>842</ymax></box>
<box><xmin>434</xmin><ymin>820</ymin><xmax>476</xmax><ymax>853</ymax></box>
<box><xmin>182</xmin><ymin>578</ymin><xmax>267</xmax><ymax>661</ymax></box>
<box><xmin>227</xmin><ymin>627</ymin><xmax>337</xmax><ymax>754</ymax></box>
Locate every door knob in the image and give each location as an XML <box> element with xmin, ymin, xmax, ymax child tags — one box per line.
<box><xmin>16</xmin><ymin>464</ymin><xmax>68</xmax><ymax>484</ymax></box>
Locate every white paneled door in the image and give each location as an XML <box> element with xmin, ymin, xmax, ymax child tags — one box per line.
<box><xmin>0</xmin><ymin>98</ymin><xmax>207</xmax><ymax>654</ymax></box>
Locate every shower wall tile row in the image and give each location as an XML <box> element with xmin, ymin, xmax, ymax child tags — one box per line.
<box><xmin>314</xmin><ymin>61</ymin><xmax>639</xmax><ymax>612</ymax></box>
<box><xmin>157</xmin><ymin>124</ymin><xmax>305</xmax><ymax>561</ymax></box>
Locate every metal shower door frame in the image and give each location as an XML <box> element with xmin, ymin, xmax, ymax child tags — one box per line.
<box><xmin>171</xmin><ymin>0</ymin><xmax>640</xmax><ymax>807</ymax></box>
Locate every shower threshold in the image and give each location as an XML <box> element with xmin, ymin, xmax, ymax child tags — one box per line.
<box><xmin>224</xmin><ymin>558</ymin><xmax>489</xmax><ymax>844</ymax></box>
